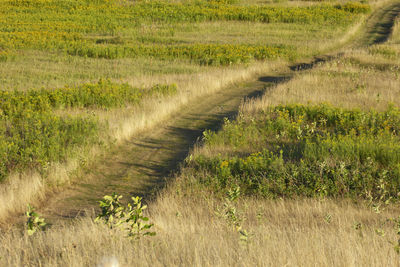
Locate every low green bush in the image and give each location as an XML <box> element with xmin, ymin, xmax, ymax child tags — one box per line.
<box><xmin>95</xmin><ymin>193</ymin><xmax>156</xmax><ymax>239</ymax></box>
<box><xmin>0</xmin><ymin>80</ymin><xmax>177</xmax><ymax>181</ymax></box>
<box><xmin>192</xmin><ymin>104</ymin><xmax>400</xmax><ymax>199</ymax></box>
<box><xmin>335</xmin><ymin>2</ymin><xmax>371</xmax><ymax>14</ymax></box>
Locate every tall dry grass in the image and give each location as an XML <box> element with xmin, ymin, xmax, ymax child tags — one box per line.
<box><xmin>390</xmin><ymin>18</ymin><xmax>400</xmax><ymax>43</ymax></box>
<box><xmin>1</xmin><ymin>185</ymin><xmax>399</xmax><ymax>266</ymax></box>
<box><xmin>242</xmin><ymin>49</ymin><xmax>400</xmax><ymax>113</ymax></box>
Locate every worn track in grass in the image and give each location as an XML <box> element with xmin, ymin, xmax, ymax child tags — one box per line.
<box><xmin>41</xmin><ymin>79</ymin><xmax>270</xmax><ymax>221</ymax></box>
<box><xmin>40</xmin><ymin>1</ymin><xmax>400</xmax><ymax>223</ymax></box>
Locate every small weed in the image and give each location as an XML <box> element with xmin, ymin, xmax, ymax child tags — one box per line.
<box><xmin>123</xmin><ymin>196</ymin><xmax>156</xmax><ymax>239</ymax></box>
<box><xmin>216</xmin><ymin>186</ymin><xmax>252</xmax><ymax>245</ymax></box>
<box><xmin>324</xmin><ymin>214</ymin><xmax>332</xmax><ymax>224</ymax></box>
<box><xmin>387</xmin><ymin>216</ymin><xmax>400</xmax><ymax>254</ymax></box>
<box><xmin>26</xmin><ymin>204</ymin><xmax>47</xmax><ymax>236</ymax></box>
<box><xmin>375</xmin><ymin>228</ymin><xmax>385</xmax><ymax>237</ymax></box>
<box><xmin>95</xmin><ymin>193</ymin><xmax>155</xmax><ymax>239</ymax></box>
<box><xmin>95</xmin><ymin>192</ymin><xmax>125</xmax><ymax>229</ymax></box>
<box><xmin>353</xmin><ymin>222</ymin><xmax>362</xmax><ymax>231</ymax></box>
<box><xmin>217</xmin><ymin>186</ymin><xmax>243</xmax><ymax>229</ymax></box>
<box><xmin>366</xmin><ymin>178</ymin><xmax>392</xmax><ymax>214</ymax></box>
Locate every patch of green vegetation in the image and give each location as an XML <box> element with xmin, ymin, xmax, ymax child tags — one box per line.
<box><xmin>0</xmin><ymin>49</ymin><xmax>9</xmax><ymax>62</ymax></box>
<box><xmin>18</xmin><ymin>79</ymin><xmax>177</xmax><ymax>109</ymax></box>
<box><xmin>0</xmin><ymin>80</ymin><xmax>177</xmax><ymax>181</ymax></box>
<box><xmin>334</xmin><ymin>1</ymin><xmax>371</xmax><ymax>14</ymax></box>
<box><xmin>0</xmin><ymin>0</ymin><xmax>368</xmax><ymax>64</ymax></box>
<box><xmin>95</xmin><ymin>193</ymin><xmax>156</xmax><ymax>239</ymax></box>
<box><xmin>190</xmin><ymin>104</ymin><xmax>400</xmax><ymax>199</ymax></box>
<box><xmin>67</xmin><ymin>43</ymin><xmax>297</xmax><ymax>65</ymax></box>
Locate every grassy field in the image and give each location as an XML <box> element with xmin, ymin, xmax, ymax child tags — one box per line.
<box><xmin>1</xmin><ymin>0</ymin><xmax>400</xmax><ymax>266</ymax></box>
<box><xmin>0</xmin><ymin>2</ymin><xmax>366</xmax><ymax>90</ymax></box>
<box><xmin>0</xmin><ymin>0</ymin><xmax>369</xmax><ymax>222</ymax></box>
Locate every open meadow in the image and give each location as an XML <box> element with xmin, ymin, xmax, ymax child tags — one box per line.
<box><xmin>1</xmin><ymin>0</ymin><xmax>400</xmax><ymax>266</ymax></box>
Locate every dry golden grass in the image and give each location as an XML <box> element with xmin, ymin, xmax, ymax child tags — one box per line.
<box><xmin>243</xmin><ymin>44</ymin><xmax>400</xmax><ymax>113</ymax></box>
<box><xmin>1</xmin><ymin>185</ymin><xmax>400</xmax><ymax>266</ymax></box>
<box><xmin>241</xmin><ymin>16</ymin><xmax>400</xmax><ymax>113</ymax></box>
<box><xmin>0</xmin><ymin>52</ymin><xmax>205</xmax><ymax>91</ymax></box>
<box><xmin>388</xmin><ymin>15</ymin><xmax>400</xmax><ymax>44</ymax></box>
<box><xmin>107</xmin><ymin>62</ymin><xmax>285</xmax><ymax>142</ymax></box>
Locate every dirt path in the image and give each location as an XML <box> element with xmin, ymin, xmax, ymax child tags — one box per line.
<box><xmin>362</xmin><ymin>1</ymin><xmax>400</xmax><ymax>45</ymax></box>
<box><xmin>41</xmin><ymin>79</ymin><xmax>272</xmax><ymax>222</ymax></box>
<box><xmin>40</xmin><ymin>2</ymin><xmax>400</xmax><ymax>223</ymax></box>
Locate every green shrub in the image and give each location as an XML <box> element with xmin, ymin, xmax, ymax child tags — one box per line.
<box><xmin>0</xmin><ymin>104</ymin><xmax>99</xmax><ymax>181</ymax></box>
<box><xmin>95</xmin><ymin>193</ymin><xmax>156</xmax><ymax>239</ymax></box>
<box><xmin>335</xmin><ymin>2</ymin><xmax>371</xmax><ymax>14</ymax></box>
<box><xmin>0</xmin><ymin>50</ymin><xmax>9</xmax><ymax>62</ymax></box>
<box><xmin>0</xmin><ymin>80</ymin><xmax>177</xmax><ymax>181</ymax></box>
<box><xmin>191</xmin><ymin>104</ymin><xmax>400</xmax><ymax>199</ymax></box>
<box><xmin>26</xmin><ymin>204</ymin><xmax>47</xmax><ymax>236</ymax></box>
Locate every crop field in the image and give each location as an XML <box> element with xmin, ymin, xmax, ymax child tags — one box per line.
<box><xmin>1</xmin><ymin>0</ymin><xmax>400</xmax><ymax>266</ymax></box>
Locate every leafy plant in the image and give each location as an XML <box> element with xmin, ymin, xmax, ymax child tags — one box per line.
<box><xmin>95</xmin><ymin>193</ymin><xmax>125</xmax><ymax>229</ymax></box>
<box><xmin>388</xmin><ymin>216</ymin><xmax>400</xmax><ymax>254</ymax></box>
<box><xmin>324</xmin><ymin>213</ymin><xmax>332</xmax><ymax>224</ymax></box>
<box><xmin>26</xmin><ymin>204</ymin><xmax>47</xmax><ymax>236</ymax></box>
<box><xmin>217</xmin><ymin>186</ymin><xmax>252</xmax><ymax>245</ymax></box>
<box><xmin>366</xmin><ymin>178</ymin><xmax>392</xmax><ymax>214</ymax></box>
<box><xmin>95</xmin><ymin>194</ymin><xmax>155</xmax><ymax>239</ymax></box>
<box><xmin>123</xmin><ymin>196</ymin><xmax>156</xmax><ymax>239</ymax></box>
<box><xmin>217</xmin><ymin>186</ymin><xmax>243</xmax><ymax>228</ymax></box>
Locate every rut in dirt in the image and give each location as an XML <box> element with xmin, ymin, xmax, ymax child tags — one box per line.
<box><xmin>40</xmin><ymin>2</ymin><xmax>400</xmax><ymax>223</ymax></box>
